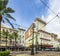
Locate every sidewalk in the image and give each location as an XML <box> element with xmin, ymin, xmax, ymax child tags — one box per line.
<box><xmin>14</xmin><ymin>51</ymin><xmax>60</xmax><ymax>56</ymax></box>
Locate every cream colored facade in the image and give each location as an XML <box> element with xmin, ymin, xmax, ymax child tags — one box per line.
<box><xmin>18</xmin><ymin>27</ymin><xmax>26</xmax><ymax>47</ymax></box>
<box><xmin>38</xmin><ymin>30</ymin><xmax>52</xmax><ymax>46</ymax></box>
<box><xmin>57</xmin><ymin>39</ymin><xmax>60</xmax><ymax>48</ymax></box>
<box><xmin>1</xmin><ymin>24</ymin><xmax>26</xmax><ymax>47</ymax></box>
<box><xmin>34</xmin><ymin>18</ymin><xmax>46</xmax><ymax>31</ymax></box>
<box><xmin>25</xmin><ymin>18</ymin><xmax>58</xmax><ymax>48</ymax></box>
<box><xmin>25</xmin><ymin>30</ymin><xmax>53</xmax><ymax>48</ymax></box>
<box><xmin>1</xmin><ymin>18</ymin><xmax>59</xmax><ymax>48</ymax></box>
<box><xmin>51</xmin><ymin>33</ymin><xmax>58</xmax><ymax>48</ymax></box>
<box><xmin>1</xmin><ymin>24</ymin><xmax>18</xmax><ymax>46</ymax></box>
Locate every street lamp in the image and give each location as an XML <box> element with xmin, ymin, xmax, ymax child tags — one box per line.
<box><xmin>31</xmin><ymin>23</ymin><xmax>35</xmax><ymax>55</ymax></box>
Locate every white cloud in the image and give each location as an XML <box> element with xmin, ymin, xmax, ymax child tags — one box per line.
<box><xmin>41</xmin><ymin>15</ymin><xmax>46</xmax><ymax>22</ymax></box>
<box><xmin>46</xmin><ymin>0</ymin><xmax>60</xmax><ymax>37</ymax></box>
<box><xmin>48</xmin><ymin>0</ymin><xmax>60</xmax><ymax>14</ymax></box>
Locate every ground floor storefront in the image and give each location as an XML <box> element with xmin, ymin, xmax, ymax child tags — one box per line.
<box><xmin>0</xmin><ymin>44</ymin><xmax>60</xmax><ymax>51</ymax></box>
<box><xmin>0</xmin><ymin>46</ymin><xmax>25</xmax><ymax>51</ymax></box>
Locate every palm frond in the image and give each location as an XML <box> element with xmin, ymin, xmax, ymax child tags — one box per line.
<box><xmin>6</xmin><ymin>13</ymin><xmax>16</xmax><ymax>21</ymax></box>
<box><xmin>5</xmin><ymin>30</ymin><xmax>9</xmax><ymax>36</ymax></box>
<box><xmin>4</xmin><ymin>0</ymin><xmax>8</xmax><ymax>6</ymax></box>
<box><xmin>9</xmin><ymin>33</ymin><xmax>14</xmax><ymax>39</ymax></box>
<box><xmin>2</xmin><ymin>19</ymin><xmax>5</xmax><ymax>23</ymax></box>
<box><xmin>4</xmin><ymin>7</ymin><xmax>15</xmax><ymax>13</ymax></box>
<box><xmin>4</xmin><ymin>17</ymin><xmax>14</xmax><ymax>28</ymax></box>
<box><xmin>0</xmin><ymin>0</ymin><xmax>8</xmax><ymax>11</ymax></box>
<box><xmin>2</xmin><ymin>29</ymin><xmax>6</xmax><ymax>37</ymax></box>
<box><xmin>13</xmin><ymin>32</ymin><xmax>18</xmax><ymax>39</ymax></box>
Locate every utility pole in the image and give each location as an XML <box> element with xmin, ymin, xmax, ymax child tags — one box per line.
<box><xmin>36</xmin><ymin>32</ymin><xmax>38</xmax><ymax>53</ymax></box>
<box><xmin>31</xmin><ymin>23</ymin><xmax>35</xmax><ymax>55</ymax></box>
<box><xmin>35</xmin><ymin>22</ymin><xmax>38</xmax><ymax>54</ymax></box>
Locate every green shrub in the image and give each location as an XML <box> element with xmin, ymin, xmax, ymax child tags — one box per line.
<box><xmin>0</xmin><ymin>50</ymin><xmax>10</xmax><ymax>56</ymax></box>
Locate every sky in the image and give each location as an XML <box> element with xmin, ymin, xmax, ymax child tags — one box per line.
<box><xmin>4</xmin><ymin>0</ymin><xmax>60</xmax><ymax>37</ymax></box>
<box><xmin>46</xmin><ymin>0</ymin><xmax>60</xmax><ymax>38</ymax></box>
<box><xmin>6</xmin><ymin>0</ymin><xmax>49</xmax><ymax>28</ymax></box>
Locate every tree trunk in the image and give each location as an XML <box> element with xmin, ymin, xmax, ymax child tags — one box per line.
<box><xmin>0</xmin><ymin>21</ymin><xmax>1</xmax><ymax>46</ymax></box>
<box><xmin>0</xmin><ymin>14</ymin><xmax>2</xmax><ymax>47</ymax></box>
<box><xmin>10</xmin><ymin>39</ymin><xmax>12</xmax><ymax>45</ymax></box>
<box><xmin>15</xmin><ymin>37</ymin><xmax>17</xmax><ymax>51</ymax></box>
<box><xmin>6</xmin><ymin>37</ymin><xmax>7</xmax><ymax>49</ymax></box>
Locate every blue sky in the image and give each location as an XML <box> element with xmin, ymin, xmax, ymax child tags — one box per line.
<box><xmin>5</xmin><ymin>0</ymin><xmax>60</xmax><ymax>37</ymax></box>
<box><xmin>6</xmin><ymin>0</ymin><xmax>49</xmax><ymax>29</ymax></box>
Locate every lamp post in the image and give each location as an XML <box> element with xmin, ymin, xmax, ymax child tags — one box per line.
<box><xmin>31</xmin><ymin>23</ymin><xmax>35</xmax><ymax>55</ymax></box>
<box><xmin>35</xmin><ymin>22</ymin><xmax>38</xmax><ymax>54</ymax></box>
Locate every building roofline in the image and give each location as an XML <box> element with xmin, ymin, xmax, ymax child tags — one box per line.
<box><xmin>25</xmin><ymin>18</ymin><xmax>46</xmax><ymax>34</ymax></box>
<box><xmin>34</xmin><ymin>18</ymin><xmax>46</xmax><ymax>25</ymax></box>
<box><xmin>1</xmin><ymin>26</ymin><xmax>19</xmax><ymax>32</ymax></box>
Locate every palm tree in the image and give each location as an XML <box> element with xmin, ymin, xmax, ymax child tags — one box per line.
<box><xmin>8</xmin><ymin>33</ymin><xmax>14</xmax><ymax>46</ymax></box>
<box><xmin>2</xmin><ymin>29</ymin><xmax>9</xmax><ymax>48</ymax></box>
<box><xmin>0</xmin><ymin>0</ymin><xmax>15</xmax><ymax>46</ymax></box>
<box><xmin>12</xmin><ymin>31</ymin><xmax>18</xmax><ymax>50</ymax></box>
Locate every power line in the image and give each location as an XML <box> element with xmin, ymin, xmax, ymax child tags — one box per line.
<box><xmin>40</xmin><ymin>14</ymin><xmax>58</xmax><ymax>29</ymax></box>
<box><xmin>40</xmin><ymin>0</ymin><xmax>59</xmax><ymax>18</ymax></box>
<box><xmin>2</xmin><ymin>21</ymin><xmax>28</xmax><ymax>29</ymax></box>
<box><xmin>47</xmin><ymin>15</ymin><xmax>58</xmax><ymax>24</ymax></box>
<box><xmin>39</xmin><ymin>0</ymin><xmax>60</xmax><ymax>29</ymax></box>
<box><xmin>12</xmin><ymin>22</ymin><xmax>28</xmax><ymax>28</ymax></box>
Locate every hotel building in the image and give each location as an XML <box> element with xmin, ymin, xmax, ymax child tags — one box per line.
<box><xmin>25</xmin><ymin>18</ymin><xmax>58</xmax><ymax>49</ymax></box>
<box><xmin>0</xmin><ymin>24</ymin><xmax>26</xmax><ymax>47</ymax></box>
<box><xmin>0</xmin><ymin>18</ymin><xmax>59</xmax><ymax>49</ymax></box>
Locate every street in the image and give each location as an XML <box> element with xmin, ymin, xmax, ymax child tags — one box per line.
<box><xmin>10</xmin><ymin>51</ymin><xmax>60</xmax><ymax>56</ymax></box>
